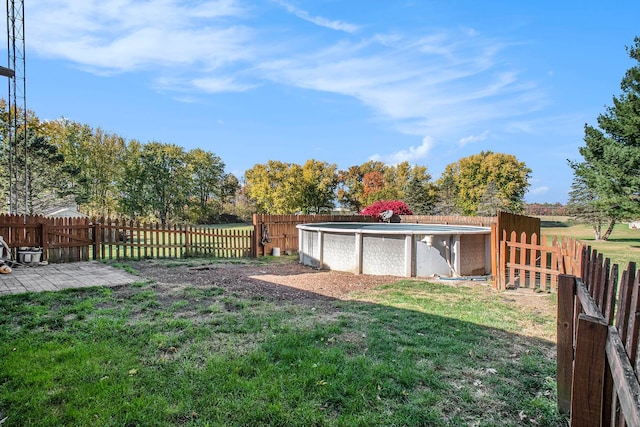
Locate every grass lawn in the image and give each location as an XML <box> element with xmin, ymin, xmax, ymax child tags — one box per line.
<box><xmin>0</xmin><ymin>259</ymin><xmax>565</xmax><ymax>426</ymax></box>
<box><xmin>540</xmin><ymin>216</ymin><xmax>640</xmax><ymax>268</ymax></box>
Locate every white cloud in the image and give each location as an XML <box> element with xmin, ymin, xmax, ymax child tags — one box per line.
<box><xmin>27</xmin><ymin>0</ymin><xmax>253</xmax><ymax>73</ymax></box>
<box><xmin>26</xmin><ymin>1</ymin><xmax>545</xmax><ymax>145</ymax></box>
<box><xmin>275</xmin><ymin>0</ymin><xmax>360</xmax><ymax>33</ymax></box>
<box><xmin>370</xmin><ymin>136</ymin><xmax>434</xmax><ymax>165</ymax></box>
<box><xmin>459</xmin><ymin>130</ymin><xmax>490</xmax><ymax>147</ymax></box>
<box><xmin>529</xmin><ymin>186</ymin><xmax>550</xmax><ymax>195</ymax></box>
<box><xmin>258</xmin><ymin>31</ymin><xmax>543</xmax><ymax>139</ymax></box>
<box><xmin>192</xmin><ymin>77</ymin><xmax>258</xmax><ymax>93</ymax></box>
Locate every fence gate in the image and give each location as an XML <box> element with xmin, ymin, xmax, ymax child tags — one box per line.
<box><xmin>45</xmin><ymin>217</ymin><xmax>92</xmax><ymax>262</ymax></box>
<box><xmin>496</xmin><ymin>229</ymin><xmax>583</xmax><ymax>291</ymax></box>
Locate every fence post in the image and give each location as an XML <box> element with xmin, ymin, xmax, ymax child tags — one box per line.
<box><xmin>40</xmin><ymin>221</ymin><xmax>48</xmax><ymax>261</ymax></box>
<box><xmin>498</xmin><ymin>233</ymin><xmax>506</xmax><ymax>290</ymax></box>
<box><xmin>571</xmin><ymin>313</ymin><xmax>608</xmax><ymax>427</ymax></box>
<box><xmin>557</xmin><ymin>274</ymin><xmax>576</xmax><ymax>414</ymax></box>
<box><xmin>93</xmin><ymin>220</ymin><xmax>101</xmax><ymax>261</ymax></box>
<box><xmin>184</xmin><ymin>225</ymin><xmax>190</xmax><ymax>256</ymax></box>
<box><xmin>490</xmin><ymin>222</ymin><xmax>497</xmax><ymax>283</ymax></box>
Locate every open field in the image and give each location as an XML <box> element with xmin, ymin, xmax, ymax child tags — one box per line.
<box><xmin>540</xmin><ymin>216</ymin><xmax>640</xmax><ymax>268</ymax></box>
<box><xmin>0</xmin><ymin>258</ymin><xmax>565</xmax><ymax>426</ymax></box>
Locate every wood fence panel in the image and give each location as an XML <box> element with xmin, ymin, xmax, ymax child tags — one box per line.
<box><xmin>0</xmin><ymin>214</ymin><xmax>254</xmax><ymax>262</ymax></box>
<box><xmin>253</xmin><ymin>214</ymin><xmax>376</xmax><ymax>257</ymax></box>
<box><xmin>557</xmin><ymin>248</ymin><xmax>640</xmax><ymax>427</ymax></box>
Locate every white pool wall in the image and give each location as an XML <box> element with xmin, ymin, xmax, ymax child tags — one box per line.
<box><xmin>297</xmin><ymin>222</ymin><xmax>491</xmax><ymax>278</ymax></box>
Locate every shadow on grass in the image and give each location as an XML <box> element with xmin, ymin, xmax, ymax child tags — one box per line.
<box><xmin>0</xmin><ymin>263</ymin><xmax>566</xmax><ymax>427</ymax></box>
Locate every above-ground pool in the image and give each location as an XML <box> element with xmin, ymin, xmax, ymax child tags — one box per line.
<box><xmin>297</xmin><ymin>222</ymin><xmax>492</xmax><ymax>278</ymax></box>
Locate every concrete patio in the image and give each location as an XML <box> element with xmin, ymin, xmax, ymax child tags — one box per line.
<box><xmin>0</xmin><ymin>261</ymin><xmax>141</xmax><ymax>295</ymax></box>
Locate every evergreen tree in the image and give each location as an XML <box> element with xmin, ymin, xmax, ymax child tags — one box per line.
<box><xmin>404</xmin><ymin>175</ymin><xmax>437</xmax><ymax>215</ymax></box>
<box><xmin>569</xmin><ymin>37</ymin><xmax>640</xmax><ymax>240</ymax></box>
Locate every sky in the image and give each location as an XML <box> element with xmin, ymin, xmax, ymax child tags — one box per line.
<box><xmin>5</xmin><ymin>0</ymin><xmax>640</xmax><ymax>203</ymax></box>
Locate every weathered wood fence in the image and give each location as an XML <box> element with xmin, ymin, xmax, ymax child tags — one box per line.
<box><xmin>93</xmin><ymin>218</ymin><xmax>253</xmax><ymax>260</ymax></box>
<box><xmin>0</xmin><ymin>214</ymin><xmax>253</xmax><ymax>262</ymax></box>
<box><xmin>252</xmin><ymin>214</ymin><xmax>377</xmax><ymax>257</ymax></box>
<box><xmin>557</xmin><ymin>249</ymin><xmax>640</xmax><ymax>426</ymax></box>
<box><xmin>496</xmin><ymin>232</ymin><xmax>584</xmax><ymax>292</ymax></box>
<box><xmin>253</xmin><ymin>213</ymin><xmax>502</xmax><ymax>258</ymax></box>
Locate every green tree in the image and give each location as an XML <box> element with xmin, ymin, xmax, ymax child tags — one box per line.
<box><xmin>476</xmin><ymin>181</ymin><xmax>508</xmax><ymax>217</ymax></box>
<box><xmin>220</xmin><ymin>173</ymin><xmax>240</xmax><ymax>204</ymax></box>
<box><xmin>0</xmin><ymin>101</ymin><xmax>65</xmax><ymax>214</ymax></box>
<box><xmin>119</xmin><ymin>142</ymin><xmax>190</xmax><ymax>224</ymax></box>
<box><xmin>186</xmin><ymin>148</ymin><xmax>226</xmax><ymax>223</ymax></box>
<box><xmin>118</xmin><ymin>140</ymin><xmax>147</xmax><ymax>219</ymax></box>
<box><xmin>337</xmin><ymin>166</ymin><xmax>365</xmax><ymax>212</ymax></box>
<box><xmin>300</xmin><ymin>159</ymin><xmax>338</xmax><ymax>213</ymax></box>
<box><xmin>405</xmin><ymin>175</ymin><xmax>437</xmax><ymax>215</ymax></box>
<box><xmin>142</xmin><ymin>142</ymin><xmax>191</xmax><ymax>224</ymax></box>
<box><xmin>8</xmin><ymin>132</ymin><xmax>68</xmax><ymax>215</ymax></box>
<box><xmin>337</xmin><ymin>161</ymin><xmax>432</xmax><ymax>211</ymax></box>
<box><xmin>244</xmin><ymin>161</ymin><xmax>304</xmax><ymax>214</ymax></box>
<box><xmin>568</xmin><ymin>37</ymin><xmax>640</xmax><ymax>240</ymax></box>
<box><xmin>41</xmin><ymin>118</ymin><xmax>94</xmax><ymax>206</ymax></box>
<box><xmin>439</xmin><ymin>151</ymin><xmax>531</xmax><ymax>215</ymax></box>
<box><xmin>566</xmin><ymin>174</ymin><xmax>611</xmax><ymax>239</ymax></box>
<box><xmin>43</xmin><ymin>120</ymin><xmax>125</xmax><ymax>217</ymax></box>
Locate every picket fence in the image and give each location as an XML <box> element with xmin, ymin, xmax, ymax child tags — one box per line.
<box><xmin>0</xmin><ymin>214</ymin><xmax>253</xmax><ymax>262</ymax></box>
<box><xmin>496</xmin><ymin>231</ymin><xmax>584</xmax><ymax>292</ymax></box>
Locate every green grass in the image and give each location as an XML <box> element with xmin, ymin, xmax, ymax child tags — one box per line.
<box><xmin>0</xmin><ymin>269</ymin><xmax>565</xmax><ymax>426</ymax></box>
<box><xmin>541</xmin><ymin>216</ymin><xmax>640</xmax><ymax>268</ymax></box>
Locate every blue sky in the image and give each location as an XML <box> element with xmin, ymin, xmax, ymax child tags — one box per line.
<box><xmin>10</xmin><ymin>0</ymin><xmax>640</xmax><ymax>203</ymax></box>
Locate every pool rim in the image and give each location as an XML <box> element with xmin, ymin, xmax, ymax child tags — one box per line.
<box><xmin>295</xmin><ymin>222</ymin><xmax>491</xmax><ymax>236</ymax></box>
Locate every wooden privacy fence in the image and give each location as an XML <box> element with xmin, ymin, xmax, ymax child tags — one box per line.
<box><xmin>557</xmin><ymin>249</ymin><xmax>640</xmax><ymax>426</ymax></box>
<box><xmin>0</xmin><ymin>214</ymin><xmax>253</xmax><ymax>262</ymax></box>
<box><xmin>0</xmin><ymin>214</ymin><xmax>92</xmax><ymax>263</ymax></box>
<box><xmin>400</xmin><ymin>215</ymin><xmax>496</xmax><ymax>226</ymax></box>
<box><xmin>253</xmin><ymin>213</ymin><xmax>506</xmax><ymax>257</ymax></box>
<box><xmin>252</xmin><ymin>214</ymin><xmax>377</xmax><ymax>257</ymax></box>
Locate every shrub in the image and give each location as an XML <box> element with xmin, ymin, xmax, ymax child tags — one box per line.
<box><xmin>360</xmin><ymin>200</ymin><xmax>413</xmax><ymax>220</ymax></box>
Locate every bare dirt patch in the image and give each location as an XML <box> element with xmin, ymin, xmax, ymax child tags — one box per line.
<box><xmin>127</xmin><ymin>258</ymin><xmax>556</xmax><ymax>321</ymax></box>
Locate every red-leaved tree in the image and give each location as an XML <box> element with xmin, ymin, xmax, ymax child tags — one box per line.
<box><xmin>360</xmin><ymin>200</ymin><xmax>413</xmax><ymax>220</ymax></box>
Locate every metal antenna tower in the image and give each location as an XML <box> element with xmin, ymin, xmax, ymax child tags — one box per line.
<box><xmin>4</xmin><ymin>0</ymin><xmax>26</xmax><ymax>215</ymax></box>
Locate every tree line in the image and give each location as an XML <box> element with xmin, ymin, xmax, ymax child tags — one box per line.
<box><xmin>0</xmin><ymin>105</ymin><xmax>243</xmax><ymax>224</ymax></box>
<box><xmin>0</xmin><ymin>112</ymin><xmax>533</xmax><ymax>223</ymax></box>
<box><xmin>244</xmin><ymin>151</ymin><xmax>531</xmax><ymax>216</ymax></box>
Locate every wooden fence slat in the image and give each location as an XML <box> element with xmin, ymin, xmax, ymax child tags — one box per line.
<box><xmin>625</xmin><ymin>270</ymin><xmax>640</xmax><ymax>370</ymax></box>
<box><xmin>571</xmin><ymin>313</ymin><xmax>609</xmax><ymax>427</ymax></box>
<box><xmin>606</xmin><ymin>326</ymin><xmax>640</xmax><ymax>427</ymax></box>
<box><xmin>557</xmin><ymin>274</ymin><xmax>576</xmax><ymax>414</ymax></box>
<box><xmin>519</xmin><ymin>231</ymin><xmax>527</xmax><ymax>288</ymax></box>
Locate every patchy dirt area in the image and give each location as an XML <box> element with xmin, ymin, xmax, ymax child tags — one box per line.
<box><xmin>127</xmin><ymin>258</ymin><xmax>556</xmax><ymax>320</ymax></box>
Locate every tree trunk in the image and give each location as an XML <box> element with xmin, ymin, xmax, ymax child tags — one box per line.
<box><xmin>601</xmin><ymin>219</ymin><xmax>616</xmax><ymax>241</ymax></box>
<box><xmin>593</xmin><ymin>224</ymin><xmax>602</xmax><ymax>240</ymax></box>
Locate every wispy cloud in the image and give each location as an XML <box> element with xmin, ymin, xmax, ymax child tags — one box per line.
<box><xmin>529</xmin><ymin>186</ymin><xmax>549</xmax><ymax>195</ymax></box>
<box><xmin>459</xmin><ymin>130</ymin><xmax>490</xmax><ymax>147</ymax></box>
<box><xmin>259</xmin><ymin>31</ymin><xmax>542</xmax><ymax>140</ymax></box>
<box><xmin>27</xmin><ymin>0</ymin><xmax>253</xmax><ymax>73</ymax></box>
<box><xmin>27</xmin><ymin>0</ymin><xmax>545</xmax><ymax>162</ymax></box>
<box><xmin>370</xmin><ymin>136</ymin><xmax>434</xmax><ymax>165</ymax></box>
<box><xmin>275</xmin><ymin>0</ymin><xmax>360</xmax><ymax>33</ymax></box>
